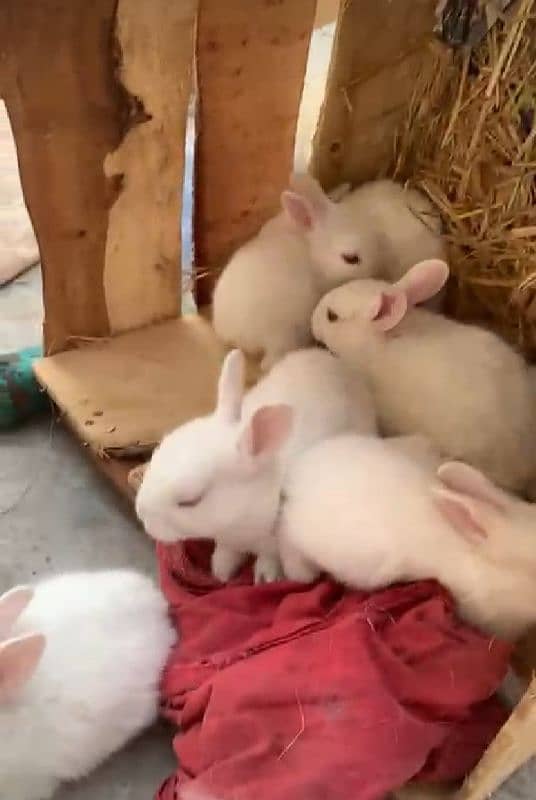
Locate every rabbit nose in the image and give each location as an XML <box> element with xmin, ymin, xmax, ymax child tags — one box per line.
<box><xmin>327</xmin><ymin>308</ymin><xmax>339</xmax><ymax>322</ymax></box>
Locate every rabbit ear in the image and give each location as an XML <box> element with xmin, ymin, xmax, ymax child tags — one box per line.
<box><xmin>396</xmin><ymin>259</ymin><xmax>449</xmax><ymax>307</ymax></box>
<box><xmin>216</xmin><ymin>350</ymin><xmax>245</xmax><ymax>423</ymax></box>
<box><xmin>369</xmin><ymin>291</ymin><xmax>408</xmax><ymax>332</ymax></box>
<box><xmin>238</xmin><ymin>405</ymin><xmax>293</xmax><ymax>461</ymax></box>
<box><xmin>432</xmin><ymin>486</ymin><xmax>492</xmax><ymax>544</ymax></box>
<box><xmin>0</xmin><ymin>586</ymin><xmax>34</xmax><ymax>637</ymax></box>
<box><xmin>0</xmin><ymin>633</ymin><xmax>45</xmax><ymax>703</ymax></box>
<box><xmin>437</xmin><ymin>461</ymin><xmax>509</xmax><ymax>512</ymax></box>
<box><xmin>281</xmin><ymin>173</ymin><xmax>330</xmax><ymax>231</ymax></box>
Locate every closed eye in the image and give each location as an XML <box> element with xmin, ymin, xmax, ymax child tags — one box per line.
<box><xmin>342</xmin><ymin>253</ymin><xmax>361</xmax><ymax>265</ymax></box>
<box><xmin>177</xmin><ymin>494</ymin><xmax>204</xmax><ymax>508</ymax></box>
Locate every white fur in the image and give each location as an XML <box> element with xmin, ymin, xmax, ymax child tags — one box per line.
<box><xmin>304</xmin><ymin>177</ymin><xmax>446</xmax><ymax>290</ymax></box>
<box><xmin>0</xmin><ymin>570</ymin><xmax>175</xmax><ymax>800</ymax></box>
<box><xmin>212</xmin><ymin>175</ymin><xmax>445</xmax><ymax>370</ymax></box>
<box><xmin>136</xmin><ymin>348</ymin><xmax>377</xmax><ymax>582</ymax></box>
<box><xmin>312</xmin><ymin>260</ymin><xmax>535</xmax><ymax>493</ymax></box>
<box><xmin>277</xmin><ymin>434</ymin><xmax>536</xmax><ymax>640</ymax></box>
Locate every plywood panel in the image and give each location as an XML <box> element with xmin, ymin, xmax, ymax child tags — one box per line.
<box><xmin>34</xmin><ymin>316</ymin><xmax>225</xmax><ymax>456</ymax></box>
<box><xmin>194</xmin><ymin>0</ymin><xmax>317</xmax><ymax>305</ymax></box>
<box><xmin>311</xmin><ymin>0</ymin><xmax>437</xmax><ymax>189</ymax></box>
<box><xmin>1</xmin><ymin>0</ymin><xmax>195</xmax><ymax>353</ymax></box>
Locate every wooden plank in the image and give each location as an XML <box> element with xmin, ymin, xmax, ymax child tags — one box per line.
<box><xmin>310</xmin><ymin>0</ymin><xmax>437</xmax><ymax>189</ymax></box>
<box><xmin>103</xmin><ymin>0</ymin><xmax>196</xmax><ymax>334</ymax></box>
<box><xmin>455</xmin><ymin>677</ymin><xmax>536</xmax><ymax>800</ymax></box>
<box><xmin>194</xmin><ymin>0</ymin><xmax>317</xmax><ymax>306</ymax></box>
<box><xmin>0</xmin><ymin>0</ymin><xmax>118</xmax><ymax>352</ymax></box>
<box><xmin>34</xmin><ymin>316</ymin><xmax>225</xmax><ymax>456</ymax></box>
<box><xmin>1</xmin><ymin>0</ymin><xmax>195</xmax><ymax>353</ymax></box>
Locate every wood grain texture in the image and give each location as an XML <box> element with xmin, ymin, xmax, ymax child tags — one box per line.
<box><xmin>194</xmin><ymin>0</ymin><xmax>317</xmax><ymax>305</ymax></box>
<box><xmin>455</xmin><ymin>677</ymin><xmax>536</xmax><ymax>800</ymax></box>
<box><xmin>1</xmin><ymin>0</ymin><xmax>195</xmax><ymax>352</ymax></box>
<box><xmin>310</xmin><ymin>0</ymin><xmax>437</xmax><ymax>189</ymax></box>
<box><xmin>0</xmin><ymin>0</ymin><xmax>119</xmax><ymax>353</ymax></box>
<box><xmin>103</xmin><ymin>0</ymin><xmax>196</xmax><ymax>333</ymax></box>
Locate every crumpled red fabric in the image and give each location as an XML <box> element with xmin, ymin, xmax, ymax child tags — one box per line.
<box><xmin>156</xmin><ymin>541</ymin><xmax>511</xmax><ymax>800</ymax></box>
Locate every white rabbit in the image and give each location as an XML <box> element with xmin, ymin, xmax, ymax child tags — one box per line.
<box><xmin>312</xmin><ymin>258</ymin><xmax>536</xmax><ymax>494</ymax></box>
<box><xmin>0</xmin><ymin>570</ymin><xmax>175</xmax><ymax>800</ymax></box>
<box><xmin>213</xmin><ymin>175</ymin><xmax>445</xmax><ymax>371</ymax></box>
<box><xmin>212</xmin><ymin>183</ymin><xmax>354</xmax><ymax>372</ymax></box>
<box><xmin>135</xmin><ymin>347</ymin><xmax>377</xmax><ymax>584</ymax></box>
<box><xmin>275</xmin><ymin>432</ymin><xmax>536</xmax><ymax>640</ymax></box>
<box><xmin>283</xmin><ymin>174</ymin><xmax>446</xmax><ymax>292</ymax></box>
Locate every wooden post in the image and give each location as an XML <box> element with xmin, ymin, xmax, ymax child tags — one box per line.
<box><xmin>311</xmin><ymin>0</ymin><xmax>437</xmax><ymax>190</ymax></box>
<box><xmin>193</xmin><ymin>0</ymin><xmax>317</xmax><ymax>306</ymax></box>
<box><xmin>1</xmin><ymin>0</ymin><xmax>196</xmax><ymax>353</ymax></box>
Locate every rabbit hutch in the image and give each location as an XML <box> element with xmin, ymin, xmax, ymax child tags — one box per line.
<box><xmin>2</xmin><ymin>0</ymin><xmax>536</xmax><ymax>796</ymax></box>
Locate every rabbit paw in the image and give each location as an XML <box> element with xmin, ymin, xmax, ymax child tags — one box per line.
<box><xmin>211</xmin><ymin>546</ymin><xmax>245</xmax><ymax>583</ymax></box>
<box><xmin>254</xmin><ymin>554</ymin><xmax>283</xmax><ymax>584</ymax></box>
<box><xmin>280</xmin><ymin>542</ymin><xmax>319</xmax><ymax>583</ymax></box>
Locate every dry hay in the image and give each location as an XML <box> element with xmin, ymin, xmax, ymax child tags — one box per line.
<box><xmin>394</xmin><ymin>0</ymin><xmax>536</xmax><ymax>357</ymax></box>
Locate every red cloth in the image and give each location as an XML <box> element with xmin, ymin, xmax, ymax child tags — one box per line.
<box><xmin>156</xmin><ymin>541</ymin><xmax>511</xmax><ymax>800</ymax></box>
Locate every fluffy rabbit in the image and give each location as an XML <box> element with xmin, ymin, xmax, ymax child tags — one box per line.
<box><xmin>284</xmin><ymin>174</ymin><xmax>446</xmax><ymax>290</ymax></box>
<box><xmin>213</xmin><ymin>175</ymin><xmax>445</xmax><ymax>371</ymax></box>
<box><xmin>0</xmin><ymin>570</ymin><xmax>175</xmax><ymax>800</ymax></box>
<box><xmin>136</xmin><ymin>347</ymin><xmax>377</xmax><ymax>583</ymax></box>
<box><xmin>275</xmin><ymin>432</ymin><xmax>536</xmax><ymax>640</ymax></box>
<box><xmin>212</xmin><ymin>183</ymin><xmax>353</xmax><ymax>371</ymax></box>
<box><xmin>312</xmin><ymin>258</ymin><xmax>536</xmax><ymax>494</ymax></box>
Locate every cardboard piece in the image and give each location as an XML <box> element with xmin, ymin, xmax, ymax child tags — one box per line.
<box><xmin>34</xmin><ymin>316</ymin><xmax>225</xmax><ymax>456</ymax></box>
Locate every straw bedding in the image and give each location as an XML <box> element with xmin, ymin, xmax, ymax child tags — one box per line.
<box><xmin>394</xmin><ymin>0</ymin><xmax>536</xmax><ymax>356</ymax></box>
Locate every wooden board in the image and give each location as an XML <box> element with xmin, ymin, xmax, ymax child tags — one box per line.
<box><xmin>34</xmin><ymin>316</ymin><xmax>225</xmax><ymax>456</ymax></box>
<box><xmin>1</xmin><ymin>0</ymin><xmax>196</xmax><ymax>353</ymax></box>
<box><xmin>310</xmin><ymin>0</ymin><xmax>437</xmax><ymax>189</ymax></box>
<box><xmin>456</xmin><ymin>676</ymin><xmax>536</xmax><ymax>799</ymax></box>
<box><xmin>193</xmin><ymin>0</ymin><xmax>317</xmax><ymax>305</ymax></box>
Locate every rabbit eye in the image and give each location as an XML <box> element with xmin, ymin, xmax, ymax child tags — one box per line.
<box><xmin>342</xmin><ymin>252</ymin><xmax>361</xmax><ymax>265</ymax></box>
<box><xmin>327</xmin><ymin>308</ymin><xmax>339</xmax><ymax>322</ymax></box>
<box><xmin>177</xmin><ymin>494</ymin><xmax>203</xmax><ymax>508</ymax></box>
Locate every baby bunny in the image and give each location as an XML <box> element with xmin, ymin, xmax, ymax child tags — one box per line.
<box><xmin>283</xmin><ymin>174</ymin><xmax>446</xmax><ymax>295</ymax></box>
<box><xmin>213</xmin><ymin>175</ymin><xmax>445</xmax><ymax>371</ymax></box>
<box><xmin>212</xmin><ymin>183</ymin><xmax>352</xmax><ymax>371</ymax></box>
<box><xmin>276</xmin><ymin>433</ymin><xmax>536</xmax><ymax>640</ymax></box>
<box><xmin>312</xmin><ymin>258</ymin><xmax>536</xmax><ymax>494</ymax></box>
<box><xmin>0</xmin><ymin>570</ymin><xmax>175</xmax><ymax>800</ymax></box>
<box><xmin>136</xmin><ymin>347</ymin><xmax>377</xmax><ymax>583</ymax></box>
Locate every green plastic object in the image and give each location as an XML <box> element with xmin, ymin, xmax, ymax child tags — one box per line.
<box><xmin>0</xmin><ymin>345</ymin><xmax>48</xmax><ymax>429</ymax></box>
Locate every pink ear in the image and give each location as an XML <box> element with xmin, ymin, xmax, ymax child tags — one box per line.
<box><xmin>0</xmin><ymin>633</ymin><xmax>45</xmax><ymax>702</ymax></box>
<box><xmin>370</xmin><ymin>291</ymin><xmax>408</xmax><ymax>332</ymax></box>
<box><xmin>238</xmin><ymin>404</ymin><xmax>293</xmax><ymax>460</ymax></box>
<box><xmin>280</xmin><ymin>191</ymin><xmax>317</xmax><ymax>231</ymax></box>
<box><xmin>432</xmin><ymin>486</ymin><xmax>489</xmax><ymax>544</ymax></box>
<box><xmin>437</xmin><ymin>461</ymin><xmax>508</xmax><ymax>512</ymax></box>
<box><xmin>216</xmin><ymin>350</ymin><xmax>244</xmax><ymax>423</ymax></box>
<box><xmin>0</xmin><ymin>586</ymin><xmax>34</xmax><ymax>637</ymax></box>
<box><xmin>396</xmin><ymin>259</ymin><xmax>449</xmax><ymax>307</ymax></box>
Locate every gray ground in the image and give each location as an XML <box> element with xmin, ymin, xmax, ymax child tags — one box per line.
<box><xmin>0</xmin><ymin>270</ymin><xmax>176</xmax><ymax>797</ymax></box>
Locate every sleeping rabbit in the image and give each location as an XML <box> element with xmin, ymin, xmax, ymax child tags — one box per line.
<box><xmin>312</xmin><ymin>258</ymin><xmax>536</xmax><ymax>495</ymax></box>
<box><xmin>0</xmin><ymin>569</ymin><xmax>175</xmax><ymax>800</ymax></box>
<box><xmin>135</xmin><ymin>347</ymin><xmax>377</xmax><ymax>583</ymax></box>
